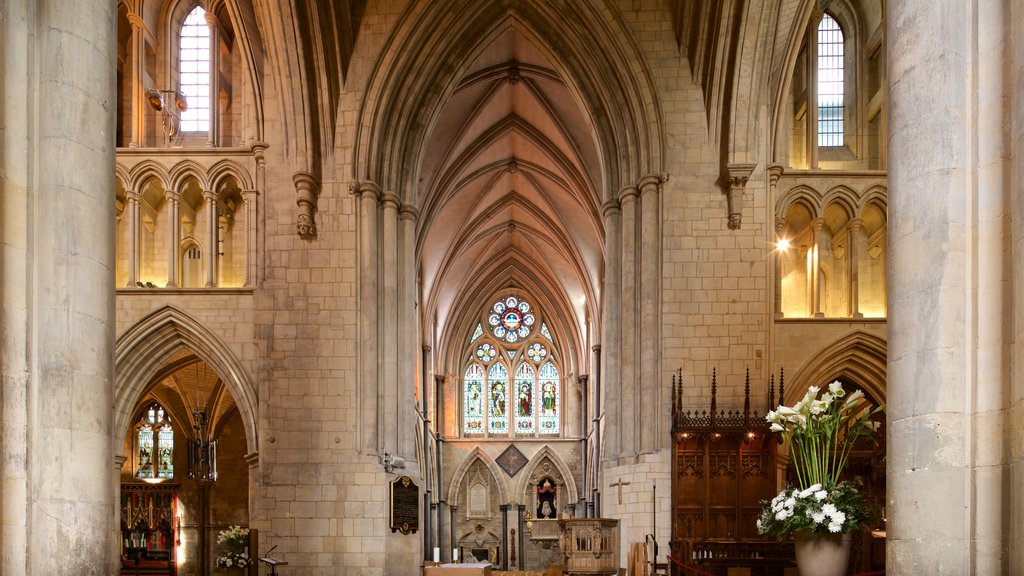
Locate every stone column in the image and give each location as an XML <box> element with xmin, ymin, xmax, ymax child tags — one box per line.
<box><xmin>1011</xmin><ymin>0</ymin><xmax>1024</xmax><ymax>568</ymax></box>
<box><xmin>126</xmin><ymin>190</ymin><xmax>141</xmax><ymax>287</ymax></box>
<box><xmin>887</xmin><ymin>2</ymin><xmax>1012</xmax><ymax>573</ymax></box>
<box><xmin>203</xmin><ymin>190</ymin><xmax>218</xmax><ymax>287</ymax></box>
<box><xmin>381</xmin><ymin>192</ymin><xmax>400</xmax><ymax>457</ymax></box>
<box><xmin>353</xmin><ymin>182</ymin><xmax>381</xmax><ymax>453</ymax></box>
<box><xmin>165</xmin><ymin>190</ymin><xmax>181</xmax><ymax>287</ymax></box>
<box><xmin>204</xmin><ymin>11</ymin><xmax>220</xmax><ymax>147</ymax></box>
<box><xmin>600</xmin><ymin>198</ymin><xmax>622</xmax><ymax>462</ymax></box>
<box><xmin>241</xmin><ymin>189</ymin><xmax>258</xmax><ymax>287</ymax></box>
<box><xmin>768</xmin><ymin>165</ymin><xmax>785</xmax><ymax>318</ymax></box>
<box><xmin>399</xmin><ymin>204</ymin><xmax>419</xmax><ymax>459</ymax></box>
<box><xmin>809</xmin><ymin>218</ymin><xmax>823</xmax><ymax>317</ymax></box>
<box><xmin>847</xmin><ymin>218</ymin><xmax>864</xmax><ymax>318</ymax></box>
<box><xmin>774</xmin><ymin>216</ymin><xmax>786</xmax><ymax>318</ymax></box>
<box><xmin>618</xmin><ymin>186</ymin><xmax>638</xmax><ymax>461</ymax></box>
<box><xmin>638</xmin><ymin>176</ymin><xmax>661</xmax><ymax>454</ymax></box>
<box><xmin>126</xmin><ymin>12</ymin><xmax>147</xmax><ymax>147</ymax></box>
<box><xmin>1</xmin><ymin>0</ymin><xmax>116</xmax><ymax>572</ymax></box>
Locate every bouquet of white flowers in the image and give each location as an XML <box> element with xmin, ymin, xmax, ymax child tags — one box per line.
<box><xmin>215</xmin><ymin>525</ymin><xmax>250</xmax><ymax>569</ymax></box>
<box><xmin>757</xmin><ymin>381</ymin><xmax>883</xmax><ymax>539</ymax></box>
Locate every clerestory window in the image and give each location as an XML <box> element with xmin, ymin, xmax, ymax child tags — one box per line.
<box><xmin>179</xmin><ymin>6</ymin><xmax>210</xmax><ymax>133</ymax></box>
<box><xmin>817</xmin><ymin>13</ymin><xmax>844</xmax><ymax>147</ymax></box>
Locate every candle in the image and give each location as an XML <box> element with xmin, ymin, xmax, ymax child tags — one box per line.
<box><xmin>453</xmin><ymin>548</ymin><xmax>459</xmax><ymax>562</ymax></box>
<box><xmin>433</xmin><ymin>547</ymin><xmax>440</xmax><ymax>563</ymax></box>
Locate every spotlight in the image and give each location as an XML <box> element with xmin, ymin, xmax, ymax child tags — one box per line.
<box><xmin>174</xmin><ymin>91</ymin><xmax>188</xmax><ymax>112</ymax></box>
<box><xmin>146</xmin><ymin>89</ymin><xmax>164</xmax><ymax>112</ymax></box>
<box><xmin>776</xmin><ymin>238</ymin><xmax>791</xmax><ymax>251</ymax></box>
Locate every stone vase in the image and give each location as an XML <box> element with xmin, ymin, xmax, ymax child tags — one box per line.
<box><xmin>794</xmin><ymin>532</ymin><xmax>852</xmax><ymax>576</ymax></box>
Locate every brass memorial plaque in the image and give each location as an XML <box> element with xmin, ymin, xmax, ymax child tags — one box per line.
<box><xmin>390</xmin><ymin>475</ymin><xmax>419</xmax><ymax>534</ymax></box>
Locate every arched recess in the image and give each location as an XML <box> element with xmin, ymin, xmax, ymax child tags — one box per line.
<box><xmin>114</xmin><ymin>305</ymin><xmax>258</xmax><ymax>456</ymax></box>
<box><xmin>353</xmin><ymin>0</ymin><xmax>664</xmax><ymax>203</ymax></box>
<box><xmin>447</xmin><ymin>448</ymin><xmax>511</xmax><ymax>506</ymax></box>
<box><xmin>436</xmin><ymin>262</ymin><xmax>585</xmax><ymax>379</ymax></box>
<box><xmin>783</xmin><ymin>330</ymin><xmax>887</xmax><ymax>406</ymax></box>
<box><xmin>514</xmin><ymin>445</ymin><xmax>578</xmax><ymax>508</ymax></box>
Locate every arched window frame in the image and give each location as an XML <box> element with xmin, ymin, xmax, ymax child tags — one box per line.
<box><xmin>462</xmin><ymin>295</ymin><xmax>562</xmax><ymax>438</ymax></box>
<box><xmin>788</xmin><ymin>4</ymin><xmax>886</xmax><ymax>170</ymax></box>
<box><xmin>135</xmin><ymin>402</ymin><xmax>175</xmax><ymax>480</ymax></box>
<box><xmin>177</xmin><ymin>4</ymin><xmax>211</xmax><ymax>134</ymax></box>
<box><xmin>816</xmin><ymin>13</ymin><xmax>844</xmax><ymax>148</ymax></box>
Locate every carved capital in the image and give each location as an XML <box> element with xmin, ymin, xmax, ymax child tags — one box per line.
<box><xmin>601</xmin><ymin>198</ymin><xmax>621</xmax><ymax>219</ymax></box>
<box><xmin>293</xmin><ymin>171</ymin><xmax>320</xmax><ymax>240</ymax></box>
<box><xmin>724</xmin><ymin>163</ymin><xmax>757</xmax><ymax>230</ymax></box>
<box><xmin>637</xmin><ymin>173</ymin><xmax>668</xmax><ymax>196</ymax></box>
<box><xmin>126</xmin><ymin>12</ymin><xmax>147</xmax><ymax>32</ymax></box>
<box><xmin>399</xmin><ymin>204</ymin><xmax>419</xmax><ymax>222</ymax></box>
<box><xmin>380</xmin><ymin>191</ymin><xmax>401</xmax><ymax>211</ymax></box>
<box><xmin>617</xmin><ymin>186</ymin><xmax>639</xmax><ymax>205</ymax></box>
<box><xmin>767</xmin><ymin>164</ymin><xmax>784</xmax><ymax>187</ymax></box>
<box><xmin>350</xmin><ymin>180</ymin><xmax>382</xmax><ymax>202</ymax></box>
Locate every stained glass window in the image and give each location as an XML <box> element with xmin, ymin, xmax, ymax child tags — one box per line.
<box><xmin>475</xmin><ymin>343</ymin><xmax>497</xmax><ymax>363</ymax></box>
<box><xmin>487</xmin><ymin>363</ymin><xmax>509</xmax><ymax>433</ymax></box>
<box><xmin>464</xmin><ymin>363</ymin><xmax>485</xmax><ymax>434</ymax></box>
<box><xmin>817</xmin><ymin>13</ymin><xmax>844</xmax><ymax>147</ymax></box>
<box><xmin>514</xmin><ymin>364</ymin><xmax>536</xmax><ymax>433</ymax></box>
<box><xmin>136</xmin><ymin>403</ymin><xmax>173</xmax><ymax>479</ymax></box>
<box><xmin>464</xmin><ymin>294</ymin><xmax>560</xmax><ymax>437</ymax></box>
<box><xmin>137</xmin><ymin>424</ymin><xmax>154</xmax><ymax>478</ymax></box>
<box><xmin>180</xmin><ymin>6</ymin><xmax>211</xmax><ymax>132</ymax></box>
<box><xmin>538</xmin><ymin>362</ymin><xmax>560</xmax><ymax>434</ymax></box>
<box><xmin>157</xmin><ymin>424</ymin><xmax>174</xmax><ymax>478</ymax></box>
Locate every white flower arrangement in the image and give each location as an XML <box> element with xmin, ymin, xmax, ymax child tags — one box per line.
<box><xmin>215</xmin><ymin>525</ymin><xmax>251</xmax><ymax>569</ymax></box>
<box><xmin>757</xmin><ymin>381</ymin><xmax>883</xmax><ymax>539</ymax></box>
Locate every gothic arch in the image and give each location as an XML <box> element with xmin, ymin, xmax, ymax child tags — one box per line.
<box><xmin>353</xmin><ymin>0</ymin><xmax>664</xmax><ymax>203</ymax></box>
<box><xmin>446</xmin><ymin>448</ymin><xmax>510</xmax><ymax>506</ymax></box>
<box><xmin>514</xmin><ymin>445</ymin><xmax>578</xmax><ymax>507</ymax></box>
<box><xmin>208</xmin><ymin>158</ymin><xmax>254</xmax><ymax>190</ymax></box>
<box><xmin>437</xmin><ymin>267</ymin><xmax>583</xmax><ymax>379</ymax></box>
<box><xmin>783</xmin><ymin>330</ymin><xmax>887</xmax><ymax>406</ymax></box>
<box><xmin>776</xmin><ymin>185</ymin><xmax>824</xmax><ymax>218</ymax></box>
<box><xmin>114</xmin><ymin>305</ymin><xmax>258</xmax><ymax>455</ymax></box>
<box><xmin>168</xmin><ymin>159</ymin><xmax>210</xmax><ymax>191</ymax></box>
<box><xmin>128</xmin><ymin>159</ymin><xmax>171</xmax><ymax>192</ymax></box>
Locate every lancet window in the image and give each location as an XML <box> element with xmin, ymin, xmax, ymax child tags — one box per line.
<box><xmin>136</xmin><ymin>403</ymin><xmax>174</xmax><ymax>479</ymax></box>
<box><xmin>463</xmin><ymin>295</ymin><xmax>561</xmax><ymax>437</ymax></box>
<box><xmin>179</xmin><ymin>6</ymin><xmax>211</xmax><ymax>133</ymax></box>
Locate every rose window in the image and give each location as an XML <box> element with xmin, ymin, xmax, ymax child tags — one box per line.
<box><xmin>488</xmin><ymin>296</ymin><xmax>535</xmax><ymax>343</ymax></box>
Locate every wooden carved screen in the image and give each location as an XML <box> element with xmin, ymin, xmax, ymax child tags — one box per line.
<box><xmin>121</xmin><ymin>483</ymin><xmax>178</xmax><ymax>575</ymax></box>
<box><xmin>669</xmin><ymin>369</ymin><xmax>793</xmax><ymax>574</ymax></box>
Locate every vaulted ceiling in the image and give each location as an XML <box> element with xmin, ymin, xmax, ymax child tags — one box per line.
<box><xmin>415</xmin><ymin>27</ymin><xmax>605</xmax><ymax>371</ymax></box>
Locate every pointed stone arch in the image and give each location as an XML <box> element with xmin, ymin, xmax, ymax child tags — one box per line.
<box><xmin>514</xmin><ymin>445</ymin><xmax>578</xmax><ymax>508</ymax></box>
<box><xmin>353</xmin><ymin>0</ymin><xmax>664</xmax><ymax>203</ymax></box>
<box><xmin>784</xmin><ymin>330</ymin><xmax>887</xmax><ymax>406</ymax></box>
<box><xmin>447</xmin><ymin>447</ymin><xmax>510</xmax><ymax>506</ymax></box>
<box><xmin>114</xmin><ymin>305</ymin><xmax>258</xmax><ymax>455</ymax></box>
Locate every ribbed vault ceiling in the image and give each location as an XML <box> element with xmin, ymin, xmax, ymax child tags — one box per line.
<box><xmin>418</xmin><ymin>28</ymin><xmax>603</xmax><ymax>367</ymax></box>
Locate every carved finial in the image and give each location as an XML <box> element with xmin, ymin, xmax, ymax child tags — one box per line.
<box><xmin>769</xmin><ymin>374</ymin><xmax>776</xmax><ymax>411</ymax></box>
<box><xmin>710</xmin><ymin>368</ymin><xmax>717</xmax><ymax>427</ymax></box>
<box><xmin>743</xmin><ymin>367</ymin><xmax>751</xmax><ymax>419</ymax></box>
<box><xmin>779</xmin><ymin>367</ymin><xmax>786</xmax><ymax>405</ymax></box>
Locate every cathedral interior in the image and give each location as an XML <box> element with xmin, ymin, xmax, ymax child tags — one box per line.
<box><xmin>2</xmin><ymin>0</ymin><xmax>1023</xmax><ymax>574</ymax></box>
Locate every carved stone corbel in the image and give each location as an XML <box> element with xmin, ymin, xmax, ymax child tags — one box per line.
<box><xmin>293</xmin><ymin>171</ymin><xmax>320</xmax><ymax>239</ymax></box>
<box><xmin>724</xmin><ymin>163</ymin><xmax>757</xmax><ymax>230</ymax></box>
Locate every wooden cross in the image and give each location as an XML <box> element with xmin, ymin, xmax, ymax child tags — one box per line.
<box><xmin>609</xmin><ymin>479</ymin><xmax>631</xmax><ymax>504</ymax></box>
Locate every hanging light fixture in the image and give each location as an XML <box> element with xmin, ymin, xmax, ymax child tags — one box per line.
<box><xmin>188</xmin><ymin>360</ymin><xmax>217</xmax><ymax>481</ymax></box>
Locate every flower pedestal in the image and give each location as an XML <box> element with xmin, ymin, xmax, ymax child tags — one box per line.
<box><xmin>794</xmin><ymin>532</ymin><xmax>851</xmax><ymax>576</ymax></box>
